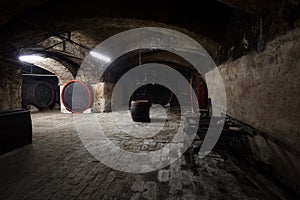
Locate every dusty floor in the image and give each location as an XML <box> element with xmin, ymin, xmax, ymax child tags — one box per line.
<box><xmin>0</xmin><ymin>109</ymin><xmax>296</xmax><ymax>200</ymax></box>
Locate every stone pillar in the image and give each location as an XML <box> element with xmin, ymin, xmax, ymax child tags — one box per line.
<box><xmin>92</xmin><ymin>82</ymin><xmax>115</xmax><ymax>112</ymax></box>
<box><xmin>0</xmin><ymin>61</ymin><xmax>22</xmax><ymax>112</ymax></box>
<box><xmin>0</xmin><ymin>61</ymin><xmax>32</xmax><ymax>154</ymax></box>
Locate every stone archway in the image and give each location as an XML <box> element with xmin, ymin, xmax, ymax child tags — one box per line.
<box><xmin>29</xmin><ymin>58</ymin><xmax>74</xmax><ymax>86</ymax></box>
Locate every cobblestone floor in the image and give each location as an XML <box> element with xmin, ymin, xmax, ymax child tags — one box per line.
<box><xmin>0</xmin><ymin>108</ymin><xmax>293</xmax><ymax>200</ymax></box>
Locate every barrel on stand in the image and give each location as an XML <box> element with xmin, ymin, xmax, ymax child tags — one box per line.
<box><xmin>61</xmin><ymin>80</ymin><xmax>94</xmax><ymax>113</ymax></box>
<box><xmin>22</xmin><ymin>81</ymin><xmax>55</xmax><ymax>109</ymax></box>
<box><xmin>130</xmin><ymin>100</ymin><xmax>151</xmax><ymax>122</ymax></box>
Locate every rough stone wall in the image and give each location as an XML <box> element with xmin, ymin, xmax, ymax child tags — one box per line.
<box><xmin>0</xmin><ymin>61</ymin><xmax>22</xmax><ymax>112</ymax></box>
<box><xmin>206</xmin><ymin>27</ymin><xmax>300</xmax><ymax>192</ymax></box>
<box><xmin>215</xmin><ymin>0</ymin><xmax>300</xmax><ymax>65</ymax></box>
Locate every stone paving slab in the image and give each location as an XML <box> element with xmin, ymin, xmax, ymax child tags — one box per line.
<box><xmin>0</xmin><ymin>110</ymin><xmax>289</xmax><ymax>200</ymax></box>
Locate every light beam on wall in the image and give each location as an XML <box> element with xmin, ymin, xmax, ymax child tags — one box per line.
<box><xmin>19</xmin><ymin>55</ymin><xmax>45</xmax><ymax>63</ymax></box>
<box><xmin>90</xmin><ymin>51</ymin><xmax>111</xmax><ymax>63</ymax></box>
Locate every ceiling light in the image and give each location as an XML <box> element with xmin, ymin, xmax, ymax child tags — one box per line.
<box><xmin>19</xmin><ymin>55</ymin><xmax>45</xmax><ymax>63</ymax></box>
<box><xmin>90</xmin><ymin>51</ymin><xmax>111</xmax><ymax>63</ymax></box>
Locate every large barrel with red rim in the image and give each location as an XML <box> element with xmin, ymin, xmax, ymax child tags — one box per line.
<box><xmin>22</xmin><ymin>81</ymin><xmax>55</xmax><ymax>109</ymax></box>
<box><xmin>130</xmin><ymin>100</ymin><xmax>151</xmax><ymax>122</ymax></box>
<box><xmin>61</xmin><ymin>80</ymin><xmax>94</xmax><ymax>113</ymax></box>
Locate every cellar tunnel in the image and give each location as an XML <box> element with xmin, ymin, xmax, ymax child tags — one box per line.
<box><xmin>0</xmin><ymin>0</ymin><xmax>299</xmax><ymax>199</ymax></box>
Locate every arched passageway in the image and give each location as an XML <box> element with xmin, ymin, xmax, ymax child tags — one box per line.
<box><xmin>0</xmin><ymin>1</ymin><xmax>299</xmax><ymax>199</ymax></box>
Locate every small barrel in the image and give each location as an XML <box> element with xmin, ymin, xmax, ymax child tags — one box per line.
<box><xmin>130</xmin><ymin>100</ymin><xmax>151</xmax><ymax>122</ymax></box>
<box><xmin>22</xmin><ymin>81</ymin><xmax>55</xmax><ymax>109</ymax></box>
<box><xmin>61</xmin><ymin>80</ymin><xmax>94</xmax><ymax>113</ymax></box>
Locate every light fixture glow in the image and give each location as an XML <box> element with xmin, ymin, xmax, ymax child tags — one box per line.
<box><xmin>90</xmin><ymin>51</ymin><xmax>111</xmax><ymax>63</ymax></box>
<box><xmin>18</xmin><ymin>55</ymin><xmax>45</xmax><ymax>63</ymax></box>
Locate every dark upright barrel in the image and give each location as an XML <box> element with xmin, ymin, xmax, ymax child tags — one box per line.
<box><xmin>130</xmin><ymin>100</ymin><xmax>151</xmax><ymax>122</ymax></box>
<box><xmin>61</xmin><ymin>80</ymin><xmax>94</xmax><ymax>113</ymax></box>
<box><xmin>22</xmin><ymin>81</ymin><xmax>55</xmax><ymax>109</ymax></box>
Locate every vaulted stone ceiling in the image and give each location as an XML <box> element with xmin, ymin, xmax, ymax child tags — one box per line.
<box><xmin>217</xmin><ymin>0</ymin><xmax>279</xmax><ymax>14</ymax></box>
<box><xmin>0</xmin><ymin>0</ymin><xmax>299</xmax><ymax>75</ymax></box>
<box><xmin>0</xmin><ymin>0</ymin><xmax>230</xmax><ymax>55</ymax></box>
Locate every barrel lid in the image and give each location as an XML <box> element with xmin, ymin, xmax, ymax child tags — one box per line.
<box><xmin>131</xmin><ymin>100</ymin><xmax>149</xmax><ymax>104</ymax></box>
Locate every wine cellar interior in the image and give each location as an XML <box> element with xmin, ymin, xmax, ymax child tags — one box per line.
<box><xmin>0</xmin><ymin>0</ymin><xmax>299</xmax><ymax>199</ymax></box>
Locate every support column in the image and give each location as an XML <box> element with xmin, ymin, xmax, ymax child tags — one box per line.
<box><xmin>0</xmin><ymin>61</ymin><xmax>22</xmax><ymax>111</ymax></box>
<box><xmin>0</xmin><ymin>60</ymin><xmax>32</xmax><ymax>155</ymax></box>
<box><xmin>93</xmin><ymin>82</ymin><xmax>115</xmax><ymax>112</ymax></box>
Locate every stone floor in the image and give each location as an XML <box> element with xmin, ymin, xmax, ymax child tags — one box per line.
<box><xmin>0</xmin><ymin>108</ymin><xmax>296</xmax><ymax>200</ymax></box>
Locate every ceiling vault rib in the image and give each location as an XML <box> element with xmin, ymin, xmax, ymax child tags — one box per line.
<box><xmin>43</xmin><ymin>41</ymin><xmax>64</xmax><ymax>51</ymax></box>
<box><xmin>54</xmin><ymin>34</ymin><xmax>91</xmax><ymax>51</ymax></box>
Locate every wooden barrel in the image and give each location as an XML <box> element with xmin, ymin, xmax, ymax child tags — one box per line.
<box><xmin>130</xmin><ymin>100</ymin><xmax>151</xmax><ymax>122</ymax></box>
<box><xmin>61</xmin><ymin>80</ymin><xmax>94</xmax><ymax>113</ymax></box>
<box><xmin>22</xmin><ymin>81</ymin><xmax>55</xmax><ymax>109</ymax></box>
